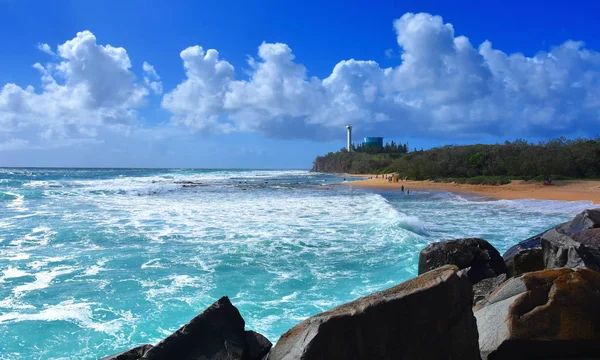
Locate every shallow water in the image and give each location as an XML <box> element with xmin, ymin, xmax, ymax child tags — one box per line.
<box><xmin>0</xmin><ymin>168</ymin><xmax>596</xmax><ymax>359</ymax></box>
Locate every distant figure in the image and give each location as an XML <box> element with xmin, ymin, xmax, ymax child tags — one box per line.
<box><xmin>401</xmin><ymin>185</ymin><xmax>404</xmax><ymax>192</ymax></box>
<box><xmin>407</xmin><ymin>189</ymin><xmax>410</xmax><ymax>195</ymax></box>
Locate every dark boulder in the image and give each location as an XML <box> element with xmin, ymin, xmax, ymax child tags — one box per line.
<box><xmin>419</xmin><ymin>238</ymin><xmax>507</xmax><ymax>283</ymax></box>
<box><xmin>505</xmin><ymin>247</ymin><xmax>545</xmax><ymax>278</ymax></box>
<box><xmin>245</xmin><ymin>331</ymin><xmax>272</xmax><ymax>360</ymax></box>
<box><xmin>503</xmin><ymin>233</ymin><xmax>545</xmax><ymax>278</ymax></box>
<box><xmin>100</xmin><ymin>344</ymin><xmax>153</xmax><ymax>360</ymax></box>
<box><xmin>502</xmin><ymin>232</ymin><xmax>544</xmax><ymax>261</ymax></box>
<box><xmin>268</xmin><ymin>265</ymin><xmax>480</xmax><ymax>360</ymax></box>
<box><xmin>141</xmin><ymin>296</ymin><xmax>247</xmax><ymax>360</ymax></box>
<box><xmin>475</xmin><ymin>268</ymin><xmax>600</xmax><ymax>359</ymax></box>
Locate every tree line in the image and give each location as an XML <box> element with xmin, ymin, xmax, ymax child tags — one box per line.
<box><xmin>352</xmin><ymin>140</ymin><xmax>409</xmax><ymax>154</ymax></box>
<box><xmin>311</xmin><ymin>137</ymin><xmax>600</xmax><ymax>180</ymax></box>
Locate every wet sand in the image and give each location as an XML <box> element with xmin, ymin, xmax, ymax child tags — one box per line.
<box><xmin>349</xmin><ymin>176</ymin><xmax>600</xmax><ymax>204</ymax></box>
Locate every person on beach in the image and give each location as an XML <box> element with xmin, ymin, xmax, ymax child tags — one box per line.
<box><xmin>401</xmin><ymin>185</ymin><xmax>404</xmax><ymax>192</ymax></box>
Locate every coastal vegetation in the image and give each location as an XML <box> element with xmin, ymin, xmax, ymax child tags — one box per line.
<box><xmin>312</xmin><ymin>137</ymin><xmax>600</xmax><ymax>181</ymax></box>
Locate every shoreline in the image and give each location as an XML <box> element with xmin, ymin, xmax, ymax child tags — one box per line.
<box><xmin>348</xmin><ymin>176</ymin><xmax>600</xmax><ymax>204</ymax></box>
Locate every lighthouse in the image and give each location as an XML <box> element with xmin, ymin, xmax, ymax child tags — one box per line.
<box><xmin>346</xmin><ymin>125</ymin><xmax>352</xmax><ymax>152</ymax></box>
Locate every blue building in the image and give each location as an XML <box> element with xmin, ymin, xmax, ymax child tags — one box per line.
<box><xmin>363</xmin><ymin>137</ymin><xmax>383</xmax><ymax>147</ymax></box>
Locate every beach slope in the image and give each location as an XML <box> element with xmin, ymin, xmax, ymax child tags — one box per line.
<box><xmin>350</xmin><ymin>178</ymin><xmax>600</xmax><ymax>204</ymax></box>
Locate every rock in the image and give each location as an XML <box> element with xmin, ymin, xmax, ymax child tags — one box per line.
<box><xmin>503</xmin><ymin>233</ymin><xmax>545</xmax><ymax>278</ymax></box>
<box><xmin>555</xmin><ymin>209</ymin><xmax>600</xmax><ymax>234</ymax></box>
<box><xmin>505</xmin><ymin>247</ymin><xmax>544</xmax><ymax>278</ymax></box>
<box><xmin>245</xmin><ymin>331</ymin><xmax>272</xmax><ymax>360</ymax></box>
<box><xmin>474</xmin><ymin>268</ymin><xmax>600</xmax><ymax>359</ymax></box>
<box><xmin>268</xmin><ymin>265</ymin><xmax>480</xmax><ymax>360</ymax></box>
<box><xmin>141</xmin><ymin>296</ymin><xmax>248</xmax><ymax>360</ymax></box>
<box><xmin>502</xmin><ymin>232</ymin><xmax>544</xmax><ymax>261</ymax></box>
<box><xmin>503</xmin><ymin>209</ymin><xmax>600</xmax><ymax>276</ymax></box>
<box><xmin>419</xmin><ymin>238</ymin><xmax>507</xmax><ymax>283</ymax></box>
<box><xmin>472</xmin><ymin>273</ymin><xmax>506</xmax><ymax>306</ymax></box>
<box><xmin>541</xmin><ymin>225</ymin><xmax>600</xmax><ymax>272</ymax></box>
<box><xmin>100</xmin><ymin>344</ymin><xmax>153</xmax><ymax>360</ymax></box>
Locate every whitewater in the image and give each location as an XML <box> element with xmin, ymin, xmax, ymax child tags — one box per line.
<box><xmin>0</xmin><ymin>168</ymin><xmax>597</xmax><ymax>359</ymax></box>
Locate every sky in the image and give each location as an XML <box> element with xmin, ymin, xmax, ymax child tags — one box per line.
<box><xmin>1</xmin><ymin>0</ymin><xmax>599</xmax><ymax>169</ymax></box>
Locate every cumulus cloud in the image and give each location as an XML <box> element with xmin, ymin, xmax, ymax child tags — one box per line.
<box><xmin>0</xmin><ymin>30</ymin><xmax>151</xmax><ymax>150</ymax></box>
<box><xmin>163</xmin><ymin>12</ymin><xmax>600</xmax><ymax>139</ymax></box>
<box><xmin>161</xmin><ymin>45</ymin><xmax>236</xmax><ymax>133</ymax></box>
<box><xmin>3</xmin><ymin>13</ymin><xmax>600</xmax><ymax>157</ymax></box>
<box><xmin>143</xmin><ymin>61</ymin><xmax>163</xmax><ymax>95</ymax></box>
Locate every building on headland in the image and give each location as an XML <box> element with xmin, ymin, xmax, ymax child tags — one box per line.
<box><xmin>363</xmin><ymin>137</ymin><xmax>383</xmax><ymax>148</ymax></box>
<box><xmin>346</xmin><ymin>125</ymin><xmax>352</xmax><ymax>151</ymax></box>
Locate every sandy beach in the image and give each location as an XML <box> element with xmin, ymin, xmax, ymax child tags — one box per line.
<box><xmin>350</xmin><ymin>176</ymin><xmax>600</xmax><ymax>204</ymax></box>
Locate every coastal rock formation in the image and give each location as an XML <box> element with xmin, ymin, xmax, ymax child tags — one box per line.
<box><xmin>503</xmin><ymin>209</ymin><xmax>600</xmax><ymax>276</ymax></box>
<box><xmin>100</xmin><ymin>344</ymin><xmax>153</xmax><ymax>360</ymax></box>
<box><xmin>418</xmin><ymin>238</ymin><xmax>507</xmax><ymax>283</ymax></box>
<box><xmin>141</xmin><ymin>296</ymin><xmax>268</xmax><ymax>360</ymax></box>
<box><xmin>474</xmin><ymin>268</ymin><xmax>600</xmax><ymax>359</ymax></box>
<box><xmin>245</xmin><ymin>331</ymin><xmax>272</xmax><ymax>360</ymax></box>
<box><xmin>503</xmin><ymin>233</ymin><xmax>545</xmax><ymax>277</ymax></box>
<box><xmin>542</xmin><ymin>228</ymin><xmax>600</xmax><ymax>271</ymax></box>
<box><xmin>267</xmin><ymin>265</ymin><xmax>480</xmax><ymax>360</ymax></box>
<box><xmin>556</xmin><ymin>208</ymin><xmax>600</xmax><ymax>234</ymax></box>
<box><xmin>102</xmin><ymin>297</ymin><xmax>271</xmax><ymax>360</ymax></box>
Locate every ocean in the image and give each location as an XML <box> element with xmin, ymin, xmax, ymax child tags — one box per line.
<box><xmin>0</xmin><ymin>168</ymin><xmax>596</xmax><ymax>359</ymax></box>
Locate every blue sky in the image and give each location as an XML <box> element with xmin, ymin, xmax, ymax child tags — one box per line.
<box><xmin>1</xmin><ymin>0</ymin><xmax>599</xmax><ymax>168</ymax></box>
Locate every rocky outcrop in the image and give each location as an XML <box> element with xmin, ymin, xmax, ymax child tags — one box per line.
<box><xmin>541</xmin><ymin>210</ymin><xmax>600</xmax><ymax>271</ymax></box>
<box><xmin>268</xmin><ymin>265</ymin><xmax>480</xmax><ymax>360</ymax></box>
<box><xmin>474</xmin><ymin>268</ymin><xmax>600</xmax><ymax>359</ymax></box>
<box><xmin>542</xmin><ymin>228</ymin><xmax>600</xmax><ymax>271</ymax></box>
<box><xmin>503</xmin><ymin>209</ymin><xmax>600</xmax><ymax>276</ymax></box>
<box><xmin>419</xmin><ymin>238</ymin><xmax>507</xmax><ymax>283</ymax></box>
<box><xmin>101</xmin><ymin>297</ymin><xmax>271</xmax><ymax>360</ymax></box>
<box><xmin>141</xmin><ymin>296</ymin><xmax>270</xmax><ymax>360</ymax></box>
<box><xmin>100</xmin><ymin>344</ymin><xmax>153</xmax><ymax>360</ymax></box>
<box><xmin>556</xmin><ymin>209</ymin><xmax>600</xmax><ymax>234</ymax></box>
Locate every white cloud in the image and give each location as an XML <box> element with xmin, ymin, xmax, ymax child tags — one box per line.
<box><xmin>143</xmin><ymin>61</ymin><xmax>163</xmax><ymax>95</ymax></box>
<box><xmin>161</xmin><ymin>45</ymin><xmax>236</xmax><ymax>133</ymax></box>
<box><xmin>3</xmin><ymin>13</ymin><xmax>600</xmax><ymax>160</ymax></box>
<box><xmin>37</xmin><ymin>43</ymin><xmax>55</xmax><ymax>56</ymax></box>
<box><xmin>163</xmin><ymin>12</ymin><xmax>600</xmax><ymax>139</ymax></box>
<box><xmin>0</xmin><ymin>30</ymin><xmax>152</xmax><ymax>151</ymax></box>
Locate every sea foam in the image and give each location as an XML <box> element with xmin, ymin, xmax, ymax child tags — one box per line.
<box><xmin>0</xmin><ymin>168</ymin><xmax>591</xmax><ymax>359</ymax></box>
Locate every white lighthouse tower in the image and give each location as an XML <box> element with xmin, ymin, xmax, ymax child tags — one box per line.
<box><xmin>346</xmin><ymin>125</ymin><xmax>352</xmax><ymax>152</ymax></box>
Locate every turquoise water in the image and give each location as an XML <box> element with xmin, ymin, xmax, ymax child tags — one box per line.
<box><xmin>0</xmin><ymin>168</ymin><xmax>596</xmax><ymax>359</ymax></box>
